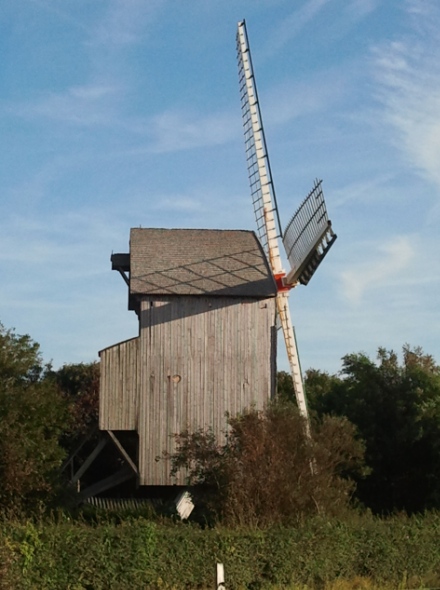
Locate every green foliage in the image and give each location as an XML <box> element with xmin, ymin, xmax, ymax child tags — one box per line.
<box><xmin>2</xmin><ymin>513</ymin><xmax>440</xmax><ymax>588</ymax></box>
<box><xmin>169</xmin><ymin>403</ymin><xmax>365</xmax><ymax>526</ymax></box>
<box><xmin>51</xmin><ymin>361</ymin><xmax>100</xmax><ymax>451</ymax></box>
<box><xmin>276</xmin><ymin>370</ymin><xmax>295</xmax><ymax>402</ymax></box>
<box><xmin>306</xmin><ymin>346</ymin><xmax>440</xmax><ymax>513</ymax></box>
<box><xmin>0</xmin><ymin>323</ymin><xmax>67</xmax><ymax>515</ymax></box>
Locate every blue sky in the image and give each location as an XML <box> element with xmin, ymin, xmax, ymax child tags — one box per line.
<box><xmin>1</xmin><ymin>0</ymin><xmax>439</xmax><ymax>374</ymax></box>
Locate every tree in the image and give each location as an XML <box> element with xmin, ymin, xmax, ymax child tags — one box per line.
<box><xmin>306</xmin><ymin>346</ymin><xmax>440</xmax><ymax>513</ymax></box>
<box><xmin>51</xmin><ymin>362</ymin><xmax>100</xmax><ymax>451</ymax></box>
<box><xmin>169</xmin><ymin>402</ymin><xmax>365</xmax><ymax>526</ymax></box>
<box><xmin>276</xmin><ymin>370</ymin><xmax>295</xmax><ymax>402</ymax></box>
<box><xmin>0</xmin><ymin>323</ymin><xmax>67</xmax><ymax>514</ymax></box>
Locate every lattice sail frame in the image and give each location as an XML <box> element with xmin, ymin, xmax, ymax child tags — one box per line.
<box><xmin>283</xmin><ymin>179</ymin><xmax>337</xmax><ymax>286</ymax></box>
<box><xmin>236</xmin><ymin>21</ymin><xmax>283</xmax><ymax>275</ymax></box>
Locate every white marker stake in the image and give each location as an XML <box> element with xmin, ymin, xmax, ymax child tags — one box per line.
<box><xmin>217</xmin><ymin>563</ymin><xmax>225</xmax><ymax>590</ymax></box>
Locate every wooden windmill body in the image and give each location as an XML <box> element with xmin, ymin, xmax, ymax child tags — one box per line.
<box><xmin>97</xmin><ymin>228</ymin><xmax>277</xmax><ymax>490</ymax></box>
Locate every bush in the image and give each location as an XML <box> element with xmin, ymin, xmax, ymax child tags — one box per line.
<box><xmin>169</xmin><ymin>403</ymin><xmax>366</xmax><ymax>526</ymax></box>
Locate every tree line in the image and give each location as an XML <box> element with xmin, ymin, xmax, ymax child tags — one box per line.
<box><xmin>281</xmin><ymin>345</ymin><xmax>440</xmax><ymax>514</ymax></box>
<box><xmin>0</xmin><ymin>322</ymin><xmax>99</xmax><ymax>515</ymax></box>
<box><xmin>1</xmin><ymin>319</ymin><xmax>440</xmax><ymax>520</ymax></box>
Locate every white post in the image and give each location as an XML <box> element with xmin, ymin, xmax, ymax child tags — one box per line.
<box><xmin>216</xmin><ymin>563</ymin><xmax>225</xmax><ymax>590</ymax></box>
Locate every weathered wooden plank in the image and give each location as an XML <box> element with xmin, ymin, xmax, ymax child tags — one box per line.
<box><xmin>99</xmin><ymin>337</ymin><xmax>139</xmax><ymax>431</ymax></box>
<box><xmin>136</xmin><ymin>295</ymin><xmax>275</xmax><ymax>486</ymax></box>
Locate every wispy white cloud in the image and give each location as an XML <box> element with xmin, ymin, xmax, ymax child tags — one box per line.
<box><xmin>8</xmin><ymin>91</ymin><xmax>241</xmax><ymax>152</ymax></box>
<box><xmin>0</xmin><ymin>206</ymin><xmax>130</xmax><ymax>273</ymax></box>
<box><xmin>346</xmin><ymin>0</ymin><xmax>378</xmax><ymax>21</ymax></box>
<box><xmin>90</xmin><ymin>0</ymin><xmax>165</xmax><ymax>47</ymax></box>
<box><xmin>326</xmin><ymin>0</ymin><xmax>378</xmax><ymax>42</ymax></box>
<box><xmin>0</xmin><ymin>212</ymin><xmax>137</xmax><ymax>365</ymax></box>
<box><xmin>264</xmin><ymin>0</ymin><xmax>377</xmax><ymax>56</ymax></box>
<box><xmin>150</xmin><ymin>109</ymin><xmax>239</xmax><ymax>153</ymax></box>
<box><xmin>149</xmin><ymin>61</ymin><xmax>351</xmax><ymax>154</ymax></box>
<box><xmin>150</xmin><ymin>195</ymin><xmax>203</xmax><ymax>212</ymax></box>
<box><xmin>27</xmin><ymin>0</ymin><xmax>91</xmax><ymax>33</ymax></box>
<box><xmin>8</xmin><ymin>83</ymin><xmax>122</xmax><ymax>126</ymax></box>
<box><xmin>373</xmin><ymin>2</ymin><xmax>440</xmax><ymax>191</ymax></box>
<box><xmin>340</xmin><ymin>235</ymin><xmax>415</xmax><ymax>305</ymax></box>
<box><xmin>264</xmin><ymin>66</ymin><xmax>351</xmax><ymax>127</ymax></box>
<box><xmin>264</xmin><ymin>0</ymin><xmax>332</xmax><ymax>55</ymax></box>
<box><xmin>3</xmin><ymin>162</ymin><xmax>61</xmax><ymax>211</ymax></box>
<box><xmin>331</xmin><ymin>174</ymin><xmax>396</xmax><ymax>207</ymax></box>
<box><xmin>19</xmin><ymin>1</ymin><xmax>166</xmax><ymax>132</ymax></box>
<box><xmin>406</xmin><ymin>0</ymin><xmax>438</xmax><ymax>22</ymax></box>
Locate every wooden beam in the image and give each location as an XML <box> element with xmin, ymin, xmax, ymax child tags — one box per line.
<box><xmin>78</xmin><ymin>465</ymin><xmax>135</xmax><ymax>501</ymax></box>
<box><xmin>107</xmin><ymin>430</ymin><xmax>139</xmax><ymax>476</ymax></box>
<box><xmin>71</xmin><ymin>436</ymin><xmax>108</xmax><ymax>484</ymax></box>
<box><xmin>60</xmin><ymin>424</ymin><xmax>98</xmax><ymax>473</ymax></box>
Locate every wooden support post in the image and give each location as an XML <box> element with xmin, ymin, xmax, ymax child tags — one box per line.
<box><xmin>71</xmin><ymin>436</ymin><xmax>108</xmax><ymax>484</ymax></box>
<box><xmin>107</xmin><ymin>430</ymin><xmax>139</xmax><ymax>476</ymax></box>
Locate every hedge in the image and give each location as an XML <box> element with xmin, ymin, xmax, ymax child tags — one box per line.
<box><xmin>1</xmin><ymin>512</ymin><xmax>440</xmax><ymax>589</ymax></box>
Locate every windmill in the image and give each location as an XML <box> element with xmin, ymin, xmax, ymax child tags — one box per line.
<box><xmin>237</xmin><ymin>20</ymin><xmax>337</xmax><ymax>431</ymax></box>
<box><xmin>62</xmin><ymin>22</ymin><xmax>336</xmax><ymax>507</ymax></box>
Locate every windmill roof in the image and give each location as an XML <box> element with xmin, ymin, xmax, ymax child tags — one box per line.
<box><xmin>128</xmin><ymin>228</ymin><xmax>276</xmax><ymax>298</ymax></box>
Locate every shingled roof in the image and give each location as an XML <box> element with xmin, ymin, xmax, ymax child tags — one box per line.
<box><xmin>127</xmin><ymin>228</ymin><xmax>276</xmax><ymax>298</ymax></box>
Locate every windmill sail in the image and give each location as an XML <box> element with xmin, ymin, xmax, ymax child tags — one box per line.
<box><xmin>237</xmin><ymin>20</ymin><xmax>311</xmax><ymax>427</ymax></box>
<box><xmin>236</xmin><ymin>20</ymin><xmax>283</xmax><ymax>274</ymax></box>
<box><xmin>283</xmin><ymin>179</ymin><xmax>337</xmax><ymax>286</ymax></box>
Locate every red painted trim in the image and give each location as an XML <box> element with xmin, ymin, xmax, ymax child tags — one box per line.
<box><xmin>274</xmin><ymin>272</ymin><xmax>290</xmax><ymax>293</ymax></box>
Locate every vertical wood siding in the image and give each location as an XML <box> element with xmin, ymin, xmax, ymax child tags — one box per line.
<box><xmin>99</xmin><ymin>337</ymin><xmax>140</xmax><ymax>431</ymax></box>
<box><xmin>138</xmin><ymin>296</ymin><xmax>276</xmax><ymax>486</ymax></box>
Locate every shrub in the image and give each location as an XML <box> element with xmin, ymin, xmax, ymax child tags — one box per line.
<box><xmin>169</xmin><ymin>402</ymin><xmax>365</xmax><ymax>526</ymax></box>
